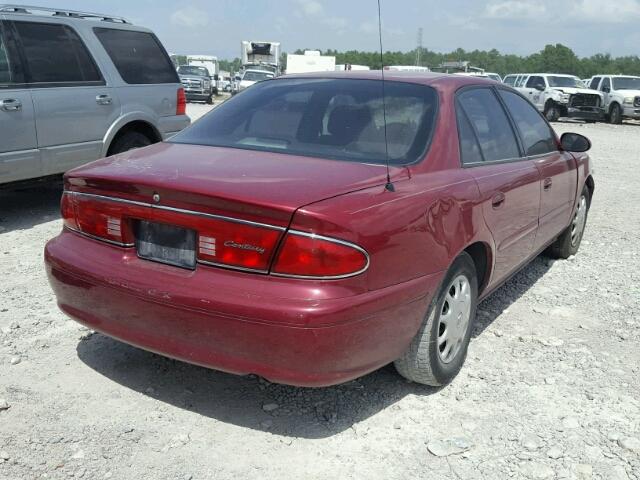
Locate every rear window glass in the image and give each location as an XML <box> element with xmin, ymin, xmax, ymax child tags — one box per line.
<box><xmin>94</xmin><ymin>28</ymin><xmax>178</xmax><ymax>84</ymax></box>
<box><xmin>13</xmin><ymin>21</ymin><xmax>101</xmax><ymax>84</ymax></box>
<box><xmin>171</xmin><ymin>78</ymin><xmax>438</xmax><ymax>165</ymax></box>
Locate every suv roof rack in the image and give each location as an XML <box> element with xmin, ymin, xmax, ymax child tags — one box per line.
<box><xmin>0</xmin><ymin>5</ymin><xmax>131</xmax><ymax>24</ymax></box>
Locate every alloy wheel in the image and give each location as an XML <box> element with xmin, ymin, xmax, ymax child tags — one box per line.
<box><xmin>571</xmin><ymin>195</ymin><xmax>588</xmax><ymax>246</ymax></box>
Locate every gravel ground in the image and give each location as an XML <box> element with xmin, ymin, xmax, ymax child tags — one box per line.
<box><xmin>0</xmin><ymin>111</ymin><xmax>638</xmax><ymax>480</ymax></box>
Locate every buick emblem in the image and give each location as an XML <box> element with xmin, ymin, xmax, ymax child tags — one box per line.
<box><xmin>152</xmin><ymin>193</ymin><xmax>161</xmax><ymax>204</ymax></box>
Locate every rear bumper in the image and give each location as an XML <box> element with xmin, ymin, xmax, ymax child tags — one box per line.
<box><xmin>45</xmin><ymin>231</ymin><xmax>439</xmax><ymax>387</ymax></box>
<box><xmin>158</xmin><ymin>115</ymin><xmax>190</xmax><ymax>139</ymax></box>
<box><xmin>566</xmin><ymin>107</ymin><xmax>605</xmax><ymax>120</ymax></box>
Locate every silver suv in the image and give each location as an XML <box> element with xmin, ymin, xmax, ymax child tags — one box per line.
<box><xmin>0</xmin><ymin>5</ymin><xmax>190</xmax><ymax>185</ymax></box>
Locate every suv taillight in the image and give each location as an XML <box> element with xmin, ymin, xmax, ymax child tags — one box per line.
<box><xmin>177</xmin><ymin>87</ymin><xmax>186</xmax><ymax>115</ymax></box>
<box><xmin>272</xmin><ymin>232</ymin><xmax>369</xmax><ymax>279</ymax></box>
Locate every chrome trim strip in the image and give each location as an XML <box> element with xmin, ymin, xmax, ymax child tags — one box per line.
<box><xmin>64</xmin><ymin>191</ymin><xmax>286</xmax><ymax>231</ymax></box>
<box><xmin>64</xmin><ymin>226</ymin><xmax>135</xmax><ymax>248</ymax></box>
<box><xmin>198</xmin><ymin>260</ymin><xmax>269</xmax><ymax>275</ymax></box>
<box><xmin>271</xmin><ymin>230</ymin><xmax>370</xmax><ymax>280</ymax></box>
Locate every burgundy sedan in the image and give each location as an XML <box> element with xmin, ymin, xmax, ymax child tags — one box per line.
<box><xmin>45</xmin><ymin>72</ymin><xmax>594</xmax><ymax>387</ymax></box>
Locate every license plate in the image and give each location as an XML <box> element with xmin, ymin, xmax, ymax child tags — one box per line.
<box><xmin>135</xmin><ymin>221</ymin><xmax>196</xmax><ymax>269</ymax></box>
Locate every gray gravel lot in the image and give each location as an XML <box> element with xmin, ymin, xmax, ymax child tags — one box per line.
<box><xmin>0</xmin><ymin>109</ymin><xmax>638</xmax><ymax>479</ymax></box>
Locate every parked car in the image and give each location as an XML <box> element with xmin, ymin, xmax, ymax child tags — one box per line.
<box><xmin>235</xmin><ymin>69</ymin><xmax>274</xmax><ymax>94</ymax></box>
<box><xmin>514</xmin><ymin>73</ymin><xmax>604</xmax><ymax>122</ymax></box>
<box><xmin>0</xmin><ymin>5</ymin><xmax>189</xmax><ymax>186</ymax></box>
<box><xmin>45</xmin><ymin>72</ymin><xmax>594</xmax><ymax>387</ymax></box>
<box><xmin>588</xmin><ymin>75</ymin><xmax>640</xmax><ymax>123</ymax></box>
<box><xmin>177</xmin><ymin>65</ymin><xmax>214</xmax><ymax>104</ymax></box>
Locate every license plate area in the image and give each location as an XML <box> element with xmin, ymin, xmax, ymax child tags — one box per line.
<box><xmin>135</xmin><ymin>220</ymin><xmax>196</xmax><ymax>270</ymax></box>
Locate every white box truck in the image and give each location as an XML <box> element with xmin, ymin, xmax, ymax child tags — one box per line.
<box><xmin>187</xmin><ymin>55</ymin><xmax>220</xmax><ymax>94</ymax></box>
<box><xmin>286</xmin><ymin>51</ymin><xmax>336</xmax><ymax>74</ymax></box>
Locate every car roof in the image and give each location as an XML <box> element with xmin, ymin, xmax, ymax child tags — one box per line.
<box><xmin>278</xmin><ymin>70</ymin><xmax>500</xmax><ymax>89</ymax></box>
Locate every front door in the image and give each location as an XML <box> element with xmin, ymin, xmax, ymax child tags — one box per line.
<box><xmin>497</xmin><ymin>88</ymin><xmax>578</xmax><ymax>251</ymax></box>
<box><xmin>0</xmin><ymin>20</ymin><xmax>39</xmax><ymax>184</ymax></box>
<box><xmin>456</xmin><ymin>87</ymin><xmax>541</xmax><ymax>285</ymax></box>
<box><xmin>11</xmin><ymin>20</ymin><xmax>121</xmax><ymax>176</ymax></box>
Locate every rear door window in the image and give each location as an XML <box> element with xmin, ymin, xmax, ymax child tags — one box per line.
<box><xmin>12</xmin><ymin>21</ymin><xmax>102</xmax><ymax>85</ymax></box>
<box><xmin>457</xmin><ymin>88</ymin><xmax>521</xmax><ymax>163</ymax></box>
<box><xmin>499</xmin><ymin>89</ymin><xmax>557</xmax><ymax>156</ymax></box>
<box><xmin>171</xmin><ymin>78</ymin><xmax>438</xmax><ymax>165</ymax></box>
<box><xmin>94</xmin><ymin>28</ymin><xmax>178</xmax><ymax>84</ymax></box>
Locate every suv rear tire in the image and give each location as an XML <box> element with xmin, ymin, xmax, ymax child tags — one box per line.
<box><xmin>109</xmin><ymin>131</ymin><xmax>153</xmax><ymax>155</ymax></box>
<box><xmin>394</xmin><ymin>252</ymin><xmax>478</xmax><ymax>386</ymax></box>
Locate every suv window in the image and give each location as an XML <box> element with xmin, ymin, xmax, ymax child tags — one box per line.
<box><xmin>171</xmin><ymin>78</ymin><xmax>438</xmax><ymax>165</ymax></box>
<box><xmin>526</xmin><ymin>76</ymin><xmax>545</xmax><ymax>89</ymax></box>
<box><xmin>13</xmin><ymin>21</ymin><xmax>101</xmax><ymax>84</ymax></box>
<box><xmin>94</xmin><ymin>28</ymin><xmax>178</xmax><ymax>84</ymax></box>
<box><xmin>499</xmin><ymin>90</ymin><xmax>557</xmax><ymax>156</ymax></box>
<box><xmin>0</xmin><ymin>23</ymin><xmax>14</xmax><ymax>84</ymax></box>
<box><xmin>457</xmin><ymin>88</ymin><xmax>521</xmax><ymax>163</ymax></box>
<box><xmin>503</xmin><ymin>75</ymin><xmax>516</xmax><ymax>86</ymax></box>
<box><xmin>590</xmin><ymin>77</ymin><xmax>601</xmax><ymax>90</ymax></box>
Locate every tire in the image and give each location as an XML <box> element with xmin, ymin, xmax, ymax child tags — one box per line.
<box><xmin>109</xmin><ymin>131</ymin><xmax>153</xmax><ymax>155</ymax></box>
<box><xmin>394</xmin><ymin>252</ymin><xmax>478</xmax><ymax>386</ymax></box>
<box><xmin>609</xmin><ymin>103</ymin><xmax>622</xmax><ymax>124</ymax></box>
<box><xmin>206</xmin><ymin>93</ymin><xmax>214</xmax><ymax>105</ymax></box>
<box><xmin>546</xmin><ymin>185</ymin><xmax>591</xmax><ymax>259</ymax></box>
<box><xmin>544</xmin><ymin>102</ymin><xmax>561</xmax><ymax>122</ymax></box>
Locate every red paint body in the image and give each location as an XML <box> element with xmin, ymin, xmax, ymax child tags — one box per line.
<box><xmin>44</xmin><ymin>72</ymin><xmax>593</xmax><ymax>386</ymax></box>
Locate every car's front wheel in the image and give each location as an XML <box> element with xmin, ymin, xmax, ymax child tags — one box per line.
<box><xmin>609</xmin><ymin>103</ymin><xmax>622</xmax><ymax>124</ymax></box>
<box><xmin>544</xmin><ymin>102</ymin><xmax>561</xmax><ymax>122</ymax></box>
<box><xmin>394</xmin><ymin>252</ymin><xmax>478</xmax><ymax>386</ymax></box>
<box><xmin>546</xmin><ymin>185</ymin><xmax>591</xmax><ymax>259</ymax></box>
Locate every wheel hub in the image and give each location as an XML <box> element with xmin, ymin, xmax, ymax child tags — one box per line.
<box><xmin>437</xmin><ymin>275</ymin><xmax>472</xmax><ymax>364</ymax></box>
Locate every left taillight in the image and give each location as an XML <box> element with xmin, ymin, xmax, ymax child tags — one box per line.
<box><xmin>176</xmin><ymin>87</ymin><xmax>186</xmax><ymax>115</ymax></box>
<box><xmin>61</xmin><ymin>193</ymin><xmax>132</xmax><ymax>246</ymax></box>
<box><xmin>272</xmin><ymin>232</ymin><xmax>369</xmax><ymax>279</ymax></box>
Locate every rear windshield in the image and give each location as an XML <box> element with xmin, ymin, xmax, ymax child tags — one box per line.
<box><xmin>171</xmin><ymin>78</ymin><xmax>438</xmax><ymax>165</ymax></box>
<box><xmin>94</xmin><ymin>28</ymin><xmax>178</xmax><ymax>84</ymax></box>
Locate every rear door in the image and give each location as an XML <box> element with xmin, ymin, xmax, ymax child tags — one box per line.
<box><xmin>92</xmin><ymin>27</ymin><xmax>182</xmax><ymax>135</ymax></box>
<box><xmin>498</xmin><ymin>88</ymin><xmax>576</xmax><ymax>251</ymax></box>
<box><xmin>456</xmin><ymin>87</ymin><xmax>541</xmax><ymax>285</ymax></box>
<box><xmin>0</xmin><ymin>19</ymin><xmax>39</xmax><ymax>184</ymax></box>
<box><xmin>11</xmin><ymin>20</ymin><xmax>121</xmax><ymax>175</ymax></box>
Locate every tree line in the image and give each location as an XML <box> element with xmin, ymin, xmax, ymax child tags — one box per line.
<box><xmin>216</xmin><ymin>44</ymin><xmax>640</xmax><ymax>78</ymax></box>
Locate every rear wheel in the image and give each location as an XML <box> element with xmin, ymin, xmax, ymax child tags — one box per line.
<box><xmin>609</xmin><ymin>103</ymin><xmax>622</xmax><ymax>124</ymax></box>
<box><xmin>394</xmin><ymin>252</ymin><xmax>478</xmax><ymax>386</ymax></box>
<box><xmin>109</xmin><ymin>131</ymin><xmax>153</xmax><ymax>155</ymax></box>
<box><xmin>206</xmin><ymin>93</ymin><xmax>214</xmax><ymax>105</ymax></box>
<box><xmin>544</xmin><ymin>102</ymin><xmax>561</xmax><ymax>122</ymax></box>
<box><xmin>546</xmin><ymin>185</ymin><xmax>591</xmax><ymax>259</ymax></box>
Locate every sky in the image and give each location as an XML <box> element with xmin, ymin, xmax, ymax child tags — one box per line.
<box><xmin>11</xmin><ymin>0</ymin><xmax>640</xmax><ymax>60</ymax></box>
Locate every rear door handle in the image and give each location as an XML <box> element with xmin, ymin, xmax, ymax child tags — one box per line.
<box><xmin>543</xmin><ymin>178</ymin><xmax>553</xmax><ymax>191</ymax></box>
<box><xmin>0</xmin><ymin>99</ymin><xmax>22</xmax><ymax>111</ymax></box>
<box><xmin>492</xmin><ymin>192</ymin><xmax>506</xmax><ymax>209</ymax></box>
<box><xmin>96</xmin><ymin>94</ymin><xmax>112</xmax><ymax>105</ymax></box>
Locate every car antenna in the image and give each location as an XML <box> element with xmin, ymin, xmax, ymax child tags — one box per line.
<box><xmin>377</xmin><ymin>0</ymin><xmax>394</xmax><ymax>192</ymax></box>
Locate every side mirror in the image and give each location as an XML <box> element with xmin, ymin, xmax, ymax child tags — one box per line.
<box><xmin>534</xmin><ymin>84</ymin><xmax>545</xmax><ymax>91</ymax></box>
<box><xmin>214</xmin><ymin>74</ymin><xmax>219</xmax><ymax>81</ymax></box>
<box><xmin>560</xmin><ymin>132</ymin><xmax>591</xmax><ymax>153</ymax></box>
<box><xmin>602</xmin><ymin>86</ymin><xmax>610</xmax><ymax>93</ymax></box>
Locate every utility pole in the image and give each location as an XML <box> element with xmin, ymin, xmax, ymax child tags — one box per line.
<box><xmin>416</xmin><ymin>27</ymin><xmax>423</xmax><ymax>66</ymax></box>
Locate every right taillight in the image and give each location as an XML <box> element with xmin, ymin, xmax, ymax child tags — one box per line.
<box><xmin>176</xmin><ymin>87</ymin><xmax>186</xmax><ymax>115</ymax></box>
<box><xmin>272</xmin><ymin>232</ymin><xmax>369</xmax><ymax>279</ymax></box>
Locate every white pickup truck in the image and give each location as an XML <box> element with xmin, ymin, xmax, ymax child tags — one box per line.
<box><xmin>515</xmin><ymin>74</ymin><xmax>604</xmax><ymax>122</ymax></box>
<box><xmin>587</xmin><ymin>75</ymin><xmax>640</xmax><ymax>124</ymax></box>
